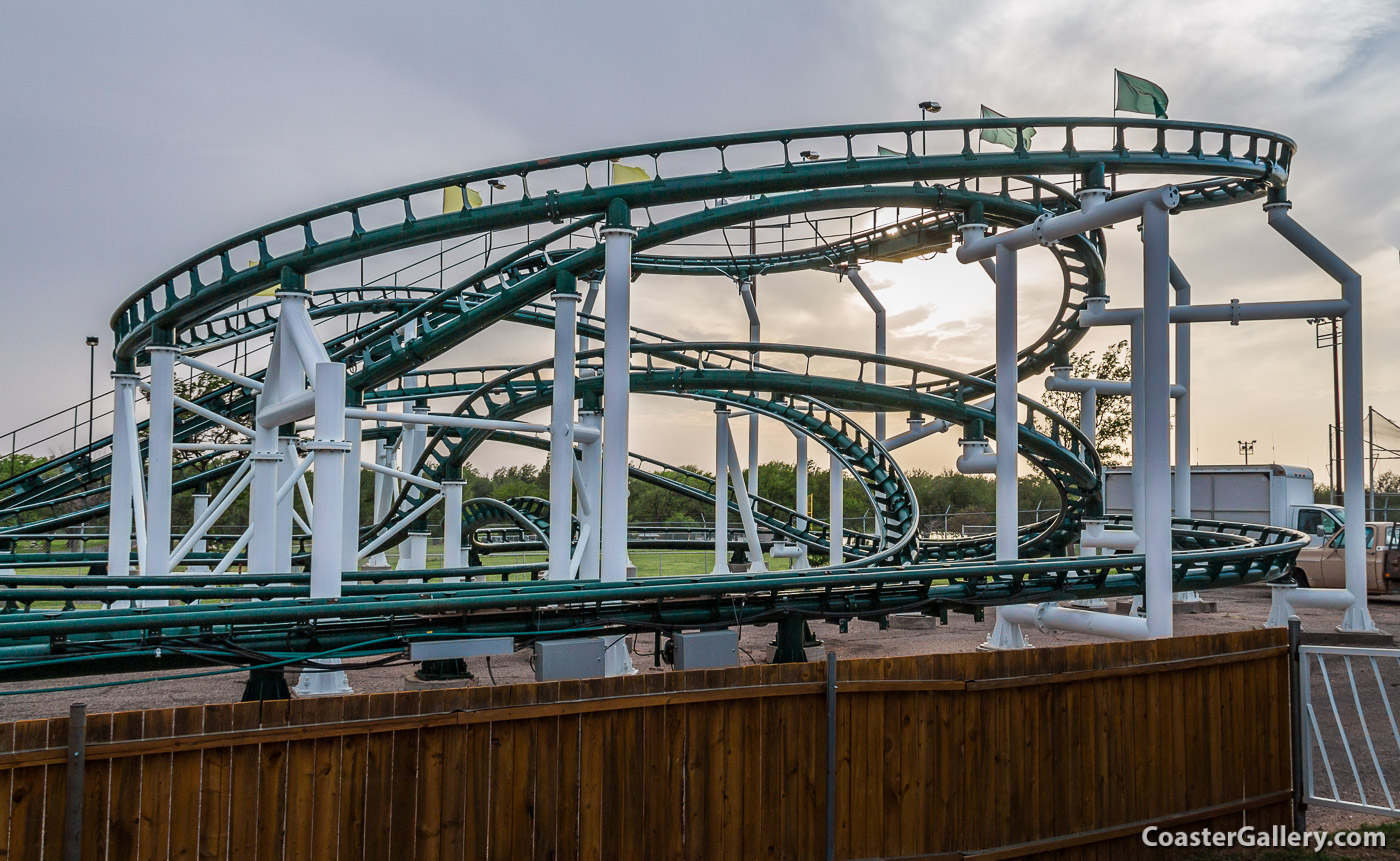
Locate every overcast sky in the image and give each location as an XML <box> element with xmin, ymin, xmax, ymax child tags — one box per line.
<box><xmin>2</xmin><ymin>1</ymin><xmax>1399</xmax><ymax>481</ymax></box>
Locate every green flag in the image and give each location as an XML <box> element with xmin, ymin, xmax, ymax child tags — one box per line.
<box><xmin>876</xmin><ymin>145</ymin><xmax>901</xmax><ymax>157</ymax></box>
<box><xmin>1115</xmin><ymin>70</ymin><xmax>1169</xmax><ymax>118</ymax></box>
<box><xmin>979</xmin><ymin>105</ymin><xmax>1035</xmax><ymax>149</ymax></box>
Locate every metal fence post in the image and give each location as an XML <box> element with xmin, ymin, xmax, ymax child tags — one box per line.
<box><xmin>62</xmin><ymin>702</ymin><xmax>86</xmax><ymax>861</ymax></box>
<box><xmin>825</xmin><ymin>650</ymin><xmax>837</xmax><ymax>861</ymax></box>
<box><xmin>1288</xmin><ymin>618</ymin><xmax>1306</xmax><ymax>832</ymax></box>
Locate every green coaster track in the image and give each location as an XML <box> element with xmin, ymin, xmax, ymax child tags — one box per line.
<box><xmin>0</xmin><ymin>117</ymin><xmax>1309</xmax><ymax>680</ymax></box>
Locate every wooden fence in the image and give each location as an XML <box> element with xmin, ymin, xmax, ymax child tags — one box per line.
<box><xmin>0</xmin><ymin>628</ymin><xmax>1290</xmax><ymax>860</ymax></box>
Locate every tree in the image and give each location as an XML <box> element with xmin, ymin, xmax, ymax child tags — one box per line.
<box><xmin>166</xmin><ymin>371</ymin><xmax>241</xmax><ymax>462</ymax></box>
<box><xmin>1040</xmin><ymin>339</ymin><xmax>1132</xmax><ymax>465</ymax></box>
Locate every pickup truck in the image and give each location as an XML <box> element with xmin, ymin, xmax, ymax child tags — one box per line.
<box><xmin>1291</xmin><ymin>522</ymin><xmax>1400</xmax><ymax>593</ymax></box>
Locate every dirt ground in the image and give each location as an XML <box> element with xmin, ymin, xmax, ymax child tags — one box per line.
<box><xmin>4</xmin><ymin>583</ymin><xmax>1400</xmax><ymax>836</ymax></box>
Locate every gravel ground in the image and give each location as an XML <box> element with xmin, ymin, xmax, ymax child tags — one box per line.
<box><xmin>5</xmin><ymin>583</ymin><xmax>1400</xmax><ymax>835</ymax></box>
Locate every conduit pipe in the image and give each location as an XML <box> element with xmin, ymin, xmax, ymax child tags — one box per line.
<box><xmin>998</xmin><ymin>603</ymin><xmax>1150</xmax><ymax>640</ymax></box>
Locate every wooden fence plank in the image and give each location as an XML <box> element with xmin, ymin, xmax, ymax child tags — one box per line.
<box><xmin>166</xmin><ymin>705</ymin><xmax>205</xmax><ymax>859</ymax></box>
<box><xmin>196</xmin><ymin>704</ymin><xmax>232</xmax><ymax>861</ymax></box>
<box><xmin>7</xmin><ymin>719</ymin><xmax>49</xmax><ymax>860</ymax></box>
<box><xmin>78</xmin><ymin>711</ymin><xmax>112</xmax><ymax>861</ymax></box>
<box><xmin>226</xmin><ymin>701</ymin><xmax>263</xmax><ymax>861</ymax></box>
<box><xmin>137</xmin><ymin>708</ymin><xmax>173</xmax><ymax>861</ymax></box>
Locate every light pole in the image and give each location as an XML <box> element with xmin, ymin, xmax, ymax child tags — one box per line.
<box><xmin>1238</xmin><ymin>439</ymin><xmax>1256</xmax><ymax>465</ymax></box>
<box><xmin>1307</xmin><ymin>316</ymin><xmax>1343</xmax><ymax>502</ymax></box>
<box><xmin>85</xmin><ymin>335</ymin><xmax>99</xmax><ymax>476</ymax></box>
<box><xmin>918</xmin><ymin>100</ymin><xmax>941</xmax><ymax>155</ymax></box>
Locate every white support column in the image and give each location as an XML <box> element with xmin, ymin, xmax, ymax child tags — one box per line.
<box><xmin>1141</xmin><ymin>203</ymin><xmax>1174</xmax><ymax>638</ymax></box>
<box><xmin>144</xmin><ymin>344</ymin><xmax>178</xmax><ymax>578</ymax></box>
<box><xmin>187</xmin><ymin>493</ymin><xmax>210</xmax><ymax>572</ymax></box>
<box><xmin>794</xmin><ymin>430</ymin><xmax>809</xmax><ymax>530</ymax></box>
<box><xmin>441</xmin><ymin>480</ymin><xmax>465</xmax><ymax>575</ymax></box>
<box><xmin>365</xmin><ymin>399</ymin><xmax>392</xmax><ymax>569</ymax></box>
<box><xmin>107</xmin><ymin>374</ymin><xmax>139</xmax><ymax>579</ymax></box>
<box><xmin>576</xmin><ymin>408</ymin><xmax>603</xmax><ymax>580</ymax></box>
<box><xmin>986</xmin><ymin>243</ymin><xmax>1031</xmax><ymax>650</ymax></box>
<box><xmin>548</xmin><ymin>274</ymin><xmax>580</xmax><ymax>580</ymax></box>
<box><xmin>828</xmin><ymin>452</ymin><xmax>844</xmax><ymax>565</ymax></box>
<box><xmin>1130</xmin><ymin>317</ymin><xmax>1145</xmax><ymax>550</ymax></box>
<box><xmin>1267</xmin><ymin>202</ymin><xmax>1376</xmax><ymax>632</ymax></box>
<box><xmin>342</xmin><ymin>416</ymin><xmax>362</xmax><ymax>574</ymax></box>
<box><xmin>247</xmin><ymin>400</ymin><xmax>281</xmax><ymax>575</ymax></box>
<box><xmin>275</xmin><ymin>435</ymin><xmax>298</xmax><ymax>574</ymax></box>
<box><xmin>1169</xmin><ymin>261</ymin><xmax>1202</xmax><ymax>604</ymax></box>
<box><xmin>1170</xmin><ymin>261</ymin><xmax>1192</xmax><ymax>518</ymax></box>
<box><xmin>296</xmin><ymin>361</ymin><xmax>352</xmax><ymax>696</ymax></box>
<box><xmin>845</xmin><ymin>266</ymin><xmax>888</xmax><ymax>441</ymax></box>
<box><xmin>398</xmin><ymin>406</ymin><xmax>428</xmax><ymax>572</ymax></box>
<box><xmin>724</xmin><ymin>425</ymin><xmax>767</xmax><ymax>573</ymax></box>
<box><xmin>1069</xmin><ymin>381</ymin><xmax>1108</xmax><ymax>609</ymax></box>
<box><xmin>600</xmin><ymin>204</ymin><xmax>636</xmax><ymax>581</ymax></box>
<box><xmin>993</xmin><ymin>244</ymin><xmax>1018</xmax><ymax>563</ymax></box>
<box><xmin>739</xmin><ymin>277</ymin><xmax>761</xmax><ymax>495</ymax></box>
<box><xmin>711</xmin><ymin>407</ymin><xmax>732</xmax><ymax>575</ymax></box>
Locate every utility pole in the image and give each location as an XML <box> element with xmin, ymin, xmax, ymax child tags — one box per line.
<box><xmin>85</xmin><ymin>336</ymin><xmax>99</xmax><ymax>478</ymax></box>
<box><xmin>1308</xmin><ymin>317</ymin><xmax>1343</xmax><ymax>502</ymax></box>
<box><xmin>1238</xmin><ymin>439</ymin><xmax>1256</xmax><ymax>465</ymax></box>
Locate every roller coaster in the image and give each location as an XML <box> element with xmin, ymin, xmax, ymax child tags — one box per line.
<box><xmin>0</xmin><ymin>115</ymin><xmax>1364</xmax><ymax>694</ymax></box>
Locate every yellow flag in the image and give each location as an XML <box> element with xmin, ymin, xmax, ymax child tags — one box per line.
<box><xmin>611</xmin><ymin>161</ymin><xmax>650</xmax><ymax>185</ymax></box>
<box><xmin>442</xmin><ymin>185</ymin><xmax>483</xmax><ymax>213</ymax></box>
<box><xmin>251</xmin><ymin>260</ymin><xmax>277</xmax><ymax>297</ymax></box>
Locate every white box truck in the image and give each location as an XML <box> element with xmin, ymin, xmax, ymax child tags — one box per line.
<box><xmin>1102</xmin><ymin>464</ymin><xmax>1343</xmax><ymax>546</ymax></box>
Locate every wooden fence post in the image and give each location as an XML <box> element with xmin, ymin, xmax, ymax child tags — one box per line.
<box><xmin>826</xmin><ymin>650</ymin><xmax>837</xmax><ymax>861</ymax></box>
<box><xmin>61</xmin><ymin>702</ymin><xmax>86</xmax><ymax>861</ymax></box>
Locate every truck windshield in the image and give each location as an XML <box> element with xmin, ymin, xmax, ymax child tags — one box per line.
<box><xmin>1335</xmin><ymin>526</ymin><xmax>1376</xmax><ymax>549</ymax></box>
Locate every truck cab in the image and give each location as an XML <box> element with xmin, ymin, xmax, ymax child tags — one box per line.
<box><xmin>1293</xmin><ymin>504</ymin><xmax>1346</xmax><ymax>547</ymax></box>
<box><xmin>1293</xmin><ymin>522</ymin><xmax>1400</xmax><ymax>593</ymax></box>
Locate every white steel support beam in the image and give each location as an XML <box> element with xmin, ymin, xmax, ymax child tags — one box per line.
<box><xmin>1141</xmin><ymin>203</ymin><xmax>1173</xmax><ymax>638</ymax></box>
<box><xmin>845</xmin><ymin>266</ymin><xmax>888</xmax><ymax>441</ymax></box>
<box><xmin>275</xmin><ymin>436</ymin><xmax>298</xmax><ymax>574</ymax></box>
<box><xmin>994</xmin><ymin>244</ymin><xmax>1018</xmax><ymax>563</ymax></box>
<box><xmin>1170</xmin><ymin>260</ymin><xmax>1192</xmax><ymax>519</ymax></box>
<box><xmin>576</xmin><ymin>409</ymin><xmax>603</xmax><ymax>580</ymax></box>
<box><xmin>1268</xmin><ymin>203</ymin><xmax>1376</xmax><ymax>632</ymax></box>
<box><xmin>187</xmin><ymin>493</ymin><xmax>210</xmax><ymax>572</ymax></box>
<box><xmin>724</xmin><ymin>420</ymin><xmax>767</xmax><ymax>573</ymax></box>
<box><xmin>441</xmin><ymin>480</ymin><xmax>465</xmax><ymax>573</ymax></box>
<box><xmin>793</xmin><ymin>428</ymin><xmax>808</xmax><ymax>531</ymax></box>
<box><xmin>739</xmin><ymin>277</ymin><xmax>761</xmax><ymax>495</ymax></box>
<box><xmin>828</xmin><ymin>452</ymin><xmax>844</xmax><ymax>566</ymax></box>
<box><xmin>985</xmin><ymin>243</ymin><xmax>1032</xmax><ymax>649</ymax></box>
<box><xmin>600</xmin><ymin>207</ymin><xmax>636</xmax><ymax>581</ymax></box>
<box><xmin>144</xmin><ymin>344</ymin><xmax>178</xmax><ymax>578</ymax></box>
<box><xmin>297</xmin><ymin>361</ymin><xmax>353</xmax><ymax>696</ymax></box>
<box><xmin>549</xmin><ymin>274</ymin><xmax>580</xmax><ymax>580</ymax></box>
<box><xmin>106</xmin><ymin>374</ymin><xmax>139</xmax><ymax>579</ymax></box>
<box><xmin>711</xmin><ymin>407</ymin><xmax>732</xmax><ymax>575</ymax></box>
<box><xmin>342</xmin><ymin>415</ymin><xmax>362</xmax><ymax>573</ymax></box>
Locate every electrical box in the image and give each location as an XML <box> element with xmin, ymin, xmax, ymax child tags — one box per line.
<box><xmin>534</xmin><ymin>637</ymin><xmax>606</xmax><ymax>681</ymax></box>
<box><xmin>409</xmin><ymin>637</ymin><xmax>514</xmax><ymax>662</ymax></box>
<box><xmin>673</xmin><ymin>629</ymin><xmax>739</xmax><ymax>670</ymax></box>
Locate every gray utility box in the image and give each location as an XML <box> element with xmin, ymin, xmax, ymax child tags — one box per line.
<box><xmin>673</xmin><ymin>629</ymin><xmax>739</xmax><ymax>670</ymax></box>
<box><xmin>534</xmin><ymin>637</ymin><xmax>606</xmax><ymax>681</ymax></box>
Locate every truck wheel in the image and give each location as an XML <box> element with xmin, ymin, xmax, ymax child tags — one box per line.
<box><xmin>1291</xmin><ymin>568</ymin><xmax>1310</xmax><ymax>588</ymax></box>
